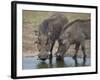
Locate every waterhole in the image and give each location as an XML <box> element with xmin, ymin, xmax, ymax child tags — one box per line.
<box><xmin>22</xmin><ymin>56</ymin><xmax>90</xmax><ymax>70</ymax></box>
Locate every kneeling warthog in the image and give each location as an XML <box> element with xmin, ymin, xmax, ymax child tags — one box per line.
<box><xmin>56</xmin><ymin>19</ymin><xmax>90</xmax><ymax>62</ymax></box>
<box><xmin>35</xmin><ymin>13</ymin><xmax>68</xmax><ymax>61</ymax></box>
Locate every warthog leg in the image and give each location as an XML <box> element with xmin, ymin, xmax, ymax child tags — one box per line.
<box><xmin>49</xmin><ymin>42</ymin><xmax>55</xmax><ymax>61</ymax></box>
<box><xmin>73</xmin><ymin>43</ymin><xmax>80</xmax><ymax>59</ymax></box>
<box><xmin>81</xmin><ymin>41</ymin><xmax>86</xmax><ymax>65</ymax></box>
<box><xmin>72</xmin><ymin>43</ymin><xmax>80</xmax><ymax>66</ymax></box>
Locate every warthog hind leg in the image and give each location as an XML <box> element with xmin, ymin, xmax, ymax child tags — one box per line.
<box><xmin>81</xmin><ymin>41</ymin><xmax>86</xmax><ymax>65</ymax></box>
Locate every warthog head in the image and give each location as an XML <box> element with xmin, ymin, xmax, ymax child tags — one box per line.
<box><xmin>56</xmin><ymin>32</ymin><xmax>70</xmax><ymax>60</ymax></box>
<box><xmin>34</xmin><ymin>30</ymin><xmax>52</xmax><ymax>61</ymax></box>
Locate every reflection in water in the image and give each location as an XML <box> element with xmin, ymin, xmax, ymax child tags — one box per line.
<box><xmin>56</xmin><ymin>58</ymin><xmax>66</xmax><ymax>67</ymax></box>
<box><xmin>73</xmin><ymin>58</ymin><xmax>78</xmax><ymax>66</ymax></box>
<box><xmin>37</xmin><ymin>62</ymin><xmax>48</xmax><ymax>68</ymax></box>
<box><xmin>73</xmin><ymin>57</ymin><xmax>87</xmax><ymax>67</ymax></box>
<box><xmin>83</xmin><ymin>58</ymin><xmax>86</xmax><ymax>66</ymax></box>
<box><xmin>37</xmin><ymin>58</ymin><xmax>66</xmax><ymax>68</ymax></box>
<box><xmin>22</xmin><ymin>56</ymin><xmax>90</xmax><ymax>69</ymax></box>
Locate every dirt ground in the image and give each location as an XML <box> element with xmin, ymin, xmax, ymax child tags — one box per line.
<box><xmin>22</xmin><ymin>11</ymin><xmax>91</xmax><ymax>58</ymax></box>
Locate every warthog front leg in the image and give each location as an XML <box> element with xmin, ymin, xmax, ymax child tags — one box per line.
<box><xmin>72</xmin><ymin>43</ymin><xmax>80</xmax><ymax>66</ymax></box>
<box><xmin>49</xmin><ymin>42</ymin><xmax>55</xmax><ymax>61</ymax></box>
<box><xmin>73</xmin><ymin>43</ymin><xmax>80</xmax><ymax>59</ymax></box>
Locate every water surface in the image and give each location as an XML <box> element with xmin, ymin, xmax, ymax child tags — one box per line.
<box><xmin>22</xmin><ymin>56</ymin><xmax>90</xmax><ymax>69</ymax></box>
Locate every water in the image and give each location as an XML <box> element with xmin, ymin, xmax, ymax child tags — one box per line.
<box><xmin>22</xmin><ymin>56</ymin><xmax>90</xmax><ymax>69</ymax></box>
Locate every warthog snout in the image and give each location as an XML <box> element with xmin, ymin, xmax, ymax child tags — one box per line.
<box><xmin>38</xmin><ymin>52</ymin><xmax>51</xmax><ymax>61</ymax></box>
<box><xmin>56</xmin><ymin>53</ymin><xmax>64</xmax><ymax>60</ymax></box>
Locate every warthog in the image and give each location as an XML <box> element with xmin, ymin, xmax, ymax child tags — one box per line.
<box><xmin>34</xmin><ymin>13</ymin><xmax>68</xmax><ymax>61</ymax></box>
<box><xmin>56</xmin><ymin>19</ymin><xmax>90</xmax><ymax>62</ymax></box>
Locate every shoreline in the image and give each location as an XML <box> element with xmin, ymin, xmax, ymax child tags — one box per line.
<box><xmin>23</xmin><ymin>52</ymin><xmax>90</xmax><ymax>58</ymax></box>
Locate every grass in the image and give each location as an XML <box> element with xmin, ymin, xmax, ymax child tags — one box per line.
<box><xmin>23</xmin><ymin>10</ymin><xmax>90</xmax><ymax>26</ymax></box>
